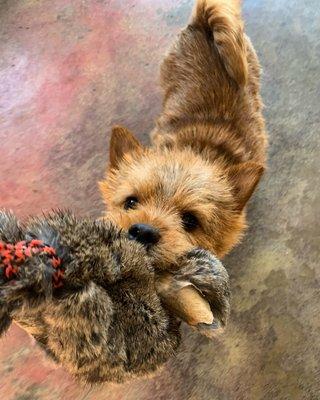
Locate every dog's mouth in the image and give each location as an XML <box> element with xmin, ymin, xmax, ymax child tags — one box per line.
<box><xmin>126</xmin><ymin>222</ymin><xmax>194</xmax><ymax>270</ymax></box>
<box><xmin>143</xmin><ymin>242</ymin><xmax>187</xmax><ymax>272</ymax></box>
<box><xmin>127</xmin><ymin>231</ymin><xmax>172</xmax><ymax>268</ymax></box>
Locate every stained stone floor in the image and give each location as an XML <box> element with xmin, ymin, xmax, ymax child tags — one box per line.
<box><xmin>0</xmin><ymin>0</ymin><xmax>319</xmax><ymax>399</ymax></box>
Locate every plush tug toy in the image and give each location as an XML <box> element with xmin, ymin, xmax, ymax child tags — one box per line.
<box><xmin>0</xmin><ymin>209</ymin><xmax>230</xmax><ymax>383</ymax></box>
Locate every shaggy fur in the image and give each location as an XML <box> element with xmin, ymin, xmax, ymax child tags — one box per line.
<box><xmin>0</xmin><ymin>210</ymin><xmax>230</xmax><ymax>384</ymax></box>
<box><xmin>100</xmin><ymin>0</ymin><xmax>267</xmax><ymax>264</ymax></box>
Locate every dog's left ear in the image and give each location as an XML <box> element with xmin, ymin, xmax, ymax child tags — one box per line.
<box><xmin>109</xmin><ymin>125</ymin><xmax>143</xmax><ymax>169</ymax></box>
<box><xmin>227</xmin><ymin>162</ymin><xmax>265</xmax><ymax>211</ymax></box>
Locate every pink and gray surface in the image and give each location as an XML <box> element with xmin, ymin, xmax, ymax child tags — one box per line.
<box><xmin>0</xmin><ymin>0</ymin><xmax>319</xmax><ymax>399</ymax></box>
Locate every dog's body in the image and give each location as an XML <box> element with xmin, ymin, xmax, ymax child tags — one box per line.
<box><xmin>100</xmin><ymin>0</ymin><xmax>267</xmax><ymax>266</ymax></box>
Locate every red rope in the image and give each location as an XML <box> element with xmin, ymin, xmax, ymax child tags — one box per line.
<box><xmin>0</xmin><ymin>239</ymin><xmax>64</xmax><ymax>289</ymax></box>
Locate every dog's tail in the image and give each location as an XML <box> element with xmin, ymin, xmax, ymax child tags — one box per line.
<box><xmin>192</xmin><ymin>0</ymin><xmax>248</xmax><ymax>86</ymax></box>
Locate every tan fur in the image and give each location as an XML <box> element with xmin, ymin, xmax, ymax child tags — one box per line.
<box><xmin>100</xmin><ymin>0</ymin><xmax>267</xmax><ymax>262</ymax></box>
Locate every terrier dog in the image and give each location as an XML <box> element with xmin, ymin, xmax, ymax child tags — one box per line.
<box><xmin>100</xmin><ymin>0</ymin><xmax>267</xmax><ymax>269</ymax></box>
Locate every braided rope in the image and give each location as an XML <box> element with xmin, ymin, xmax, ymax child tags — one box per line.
<box><xmin>0</xmin><ymin>239</ymin><xmax>64</xmax><ymax>288</ymax></box>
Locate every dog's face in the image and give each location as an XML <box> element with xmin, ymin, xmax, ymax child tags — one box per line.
<box><xmin>100</xmin><ymin>127</ymin><xmax>263</xmax><ymax>268</ymax></box>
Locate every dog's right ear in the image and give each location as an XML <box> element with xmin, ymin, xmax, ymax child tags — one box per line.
<box><xmin>227</xmin><ymin>162</ymin><xmax>265</xmax><ymax>212</ymax></box>
<box><xmin>109</xmin><ymin>126</ymin><xmax>143</xmax><ymax>169</ymax></box>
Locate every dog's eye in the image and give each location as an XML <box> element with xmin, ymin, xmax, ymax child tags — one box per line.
<box><xmin>181</xmin><ymin>212</ymin><xmax>199</xmax><ymax>231</ymax></box>
<box><xmin>124</xmin><ymin>196</ymin><xmax>138</xmax><ymax>210</ymax></box>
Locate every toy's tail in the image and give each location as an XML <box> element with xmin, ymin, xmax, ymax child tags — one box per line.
<box><xmin>192</xmin><ymin>0</ymin><xmax>248</xmax><ymax>86</ymax></box>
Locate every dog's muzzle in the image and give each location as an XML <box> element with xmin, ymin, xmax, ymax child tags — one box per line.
<box><xmin>128</xmin><ymin>224</ymin><xmax>160</xmax><ymax>248</ymax></box>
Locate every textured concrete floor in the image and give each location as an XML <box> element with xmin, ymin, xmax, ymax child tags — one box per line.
<box><xmin>0</xmin><ymin>0</ymin><xmax>319</xmax><ymax>399</ymax></box>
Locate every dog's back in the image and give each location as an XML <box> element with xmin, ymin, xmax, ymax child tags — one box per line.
<box><xmin>152</xmin><ymin>0</ymin><xmax>267</xmax><ymax>166</ymax></box>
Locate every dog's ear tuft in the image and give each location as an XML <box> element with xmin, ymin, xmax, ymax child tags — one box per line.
<box><xmin>227</xmin><ymin>162</ymin><xmax>265</xmax><ymax>212</ymax></box>
<box><xmin>109</xmin><ymin>126</ymin><xmax>143</xmax><ymax>169</ymax></box>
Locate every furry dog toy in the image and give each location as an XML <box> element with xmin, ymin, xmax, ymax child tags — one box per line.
<box><xmin>0</xmin><ymin>209</ymin><xmax>230</xmax><ymax>383</ymax></box>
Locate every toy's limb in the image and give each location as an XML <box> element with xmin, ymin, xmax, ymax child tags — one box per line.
<box><xmin>178</xmin><ymin>249</ymin><xmax>230</xmax><ymax>325</ymax></box>
<box><xmin>156</xmin><ymin>249</ymin><xmax>230</xmax><ymax>338</ymax></box>
<box><xmin>0</xmin><ymin>210</ymin><xmax>23</xmax><ymax>243</ymax></box>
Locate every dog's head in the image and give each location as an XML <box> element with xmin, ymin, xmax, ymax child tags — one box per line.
<box><xmin>100</xmin><ymin>126</ymin><xmax>263</xmax><ymax>267</ymax></box>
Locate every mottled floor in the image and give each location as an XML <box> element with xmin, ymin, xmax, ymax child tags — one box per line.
<box><xmin>0</xmin><ymin>0</ymin><xmax>319</xmax><ymax>399</ymax></box>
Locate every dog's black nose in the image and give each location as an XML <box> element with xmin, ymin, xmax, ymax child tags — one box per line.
<box><xmin>128</xmin><ymin>224</ymin><xmax>160</xmax><ymax>247</ymax></box>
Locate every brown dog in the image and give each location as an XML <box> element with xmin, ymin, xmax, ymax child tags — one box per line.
<box><xmin>100</xmin><ymin>0</ymin><xmax>267</xmax><ymax>269</ymax></box>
